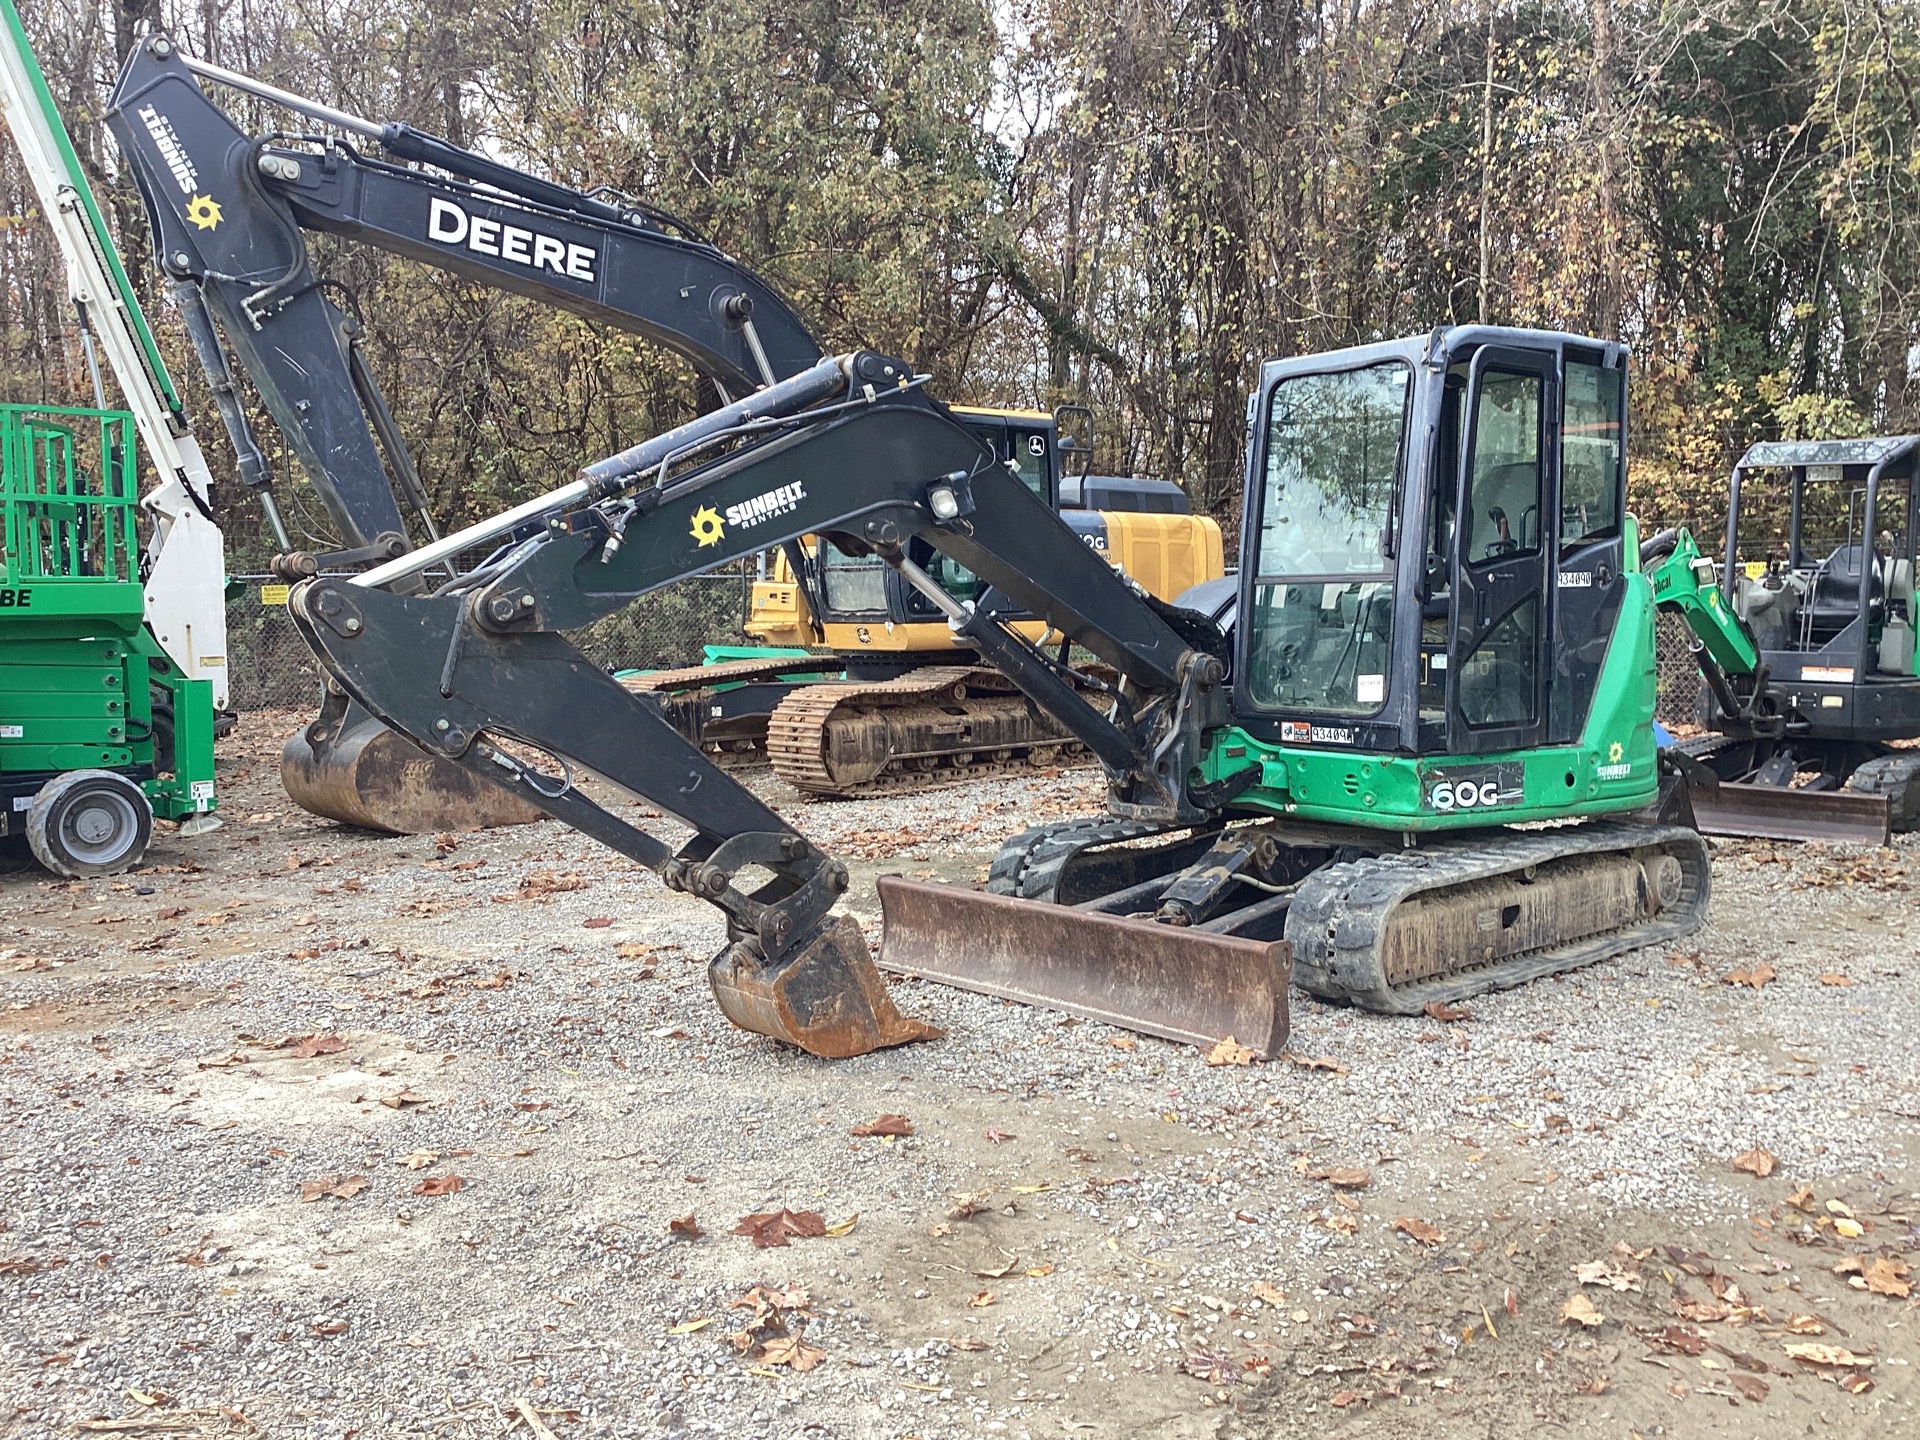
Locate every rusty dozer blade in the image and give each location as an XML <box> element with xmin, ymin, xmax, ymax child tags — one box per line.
<box><xmin>1686</xmin><ymin>779</ymin><xmax>1891</xmax><ymax>845</ymax></box>
<box><xmin>709</xmin><ymin>913</ymin><xmax>944</xmax><ymax>1059</ymax></box>
<box><xmin>282</xmin><ymin>698</ymin><xmax>545</xmax><ymax>835</ymax></box>
<box><xmin>874</xmin><ymin>876</ymin><xmax>1290</xmax><ymax>1055</ymax></box>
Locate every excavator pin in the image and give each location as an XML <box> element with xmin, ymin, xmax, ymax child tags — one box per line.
<box><xmin>708</xmin><ymin>913</ymin><xmax>943</xmax><ymax>1059</ymax></box>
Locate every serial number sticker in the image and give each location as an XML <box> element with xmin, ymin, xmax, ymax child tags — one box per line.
<box><xmin>11</xmin><ymin>796</ymin><xmax>29</xmax><ymax>810</ymax></box>
<box><xmin>1801</xmin><ymin>666</ymin><xmax>1854</xmax><ymax>682</ymax></box>
<box><xmin>1356</xmin><ymin>674</ymin><xmax>1385</xmax><ymax>704</ymax></box>
<box><xmin>190</xmin><ymin>780</ymin><xmax>215</xmax><ymax>800</ymax></box>
<box><xmin>1424</xmin><ymin>762</ymin><xmax>1525</xmax><ymax>813</ymax></box>
<box><xmin>0</xmin><ymin>724</ymin><xmax>21</xmax><ymax>739</ymax></box>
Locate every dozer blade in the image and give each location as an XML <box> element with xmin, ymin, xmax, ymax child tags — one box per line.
<box><xmin>1687</xmin><ymin>780</ymin><xmax>1891</xmax><ymax>845</ymax></box>
<box><xmin>282</xmin><ymin>708</ymin><xmax>545</xmax><ymax>835</ymax></box>
<box><xmin>874</xmin><ymin>876</ymin><xmax>1290</xmax><ymax>1055</ymax></box>
<box><xmin>709</xmin><ymin>913</ymin><xmax>943</xmax><ymax>1059</ymax></box>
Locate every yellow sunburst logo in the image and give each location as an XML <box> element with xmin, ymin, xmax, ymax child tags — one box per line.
<box><xmin>689</xmin><ymin>505</ymin><xmax>724</xmax><ymax>548</ymax></box>
<box><xmin>185</xmin><ymin>194</ymin><xmax>223</xmax><ymax>231</ymax></box>
<box><xmin>1608</xmin><ymin>741</ymin><xmax>1624</xmax><ymax>763</ymax></box>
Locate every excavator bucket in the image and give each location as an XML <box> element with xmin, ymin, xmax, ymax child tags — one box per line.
<box><xmin>281</xmin><ymin>702</ymin><xmax>545</xmax><ymax>834</ymax></box>
<box><xmin>709</xmin><ymin>913</ymin><xmax>943</xmax><ymax>1059</ymax></box>
<box><xmin>874</xmin><ymin>876</ymin><xmax>1290</xmax><ymax>1054</ymax></box>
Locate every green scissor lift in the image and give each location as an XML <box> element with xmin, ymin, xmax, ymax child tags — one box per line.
<box><xmin>0</xmin><ymin>0</ymin><xmax>221</xmax><ymax>876</ymax></box>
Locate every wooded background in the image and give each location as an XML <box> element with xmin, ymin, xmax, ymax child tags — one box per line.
<box><xmin>2</xmin><ymin>0</ymin><xmax>1916</xmax><ymax>565</ymax></box>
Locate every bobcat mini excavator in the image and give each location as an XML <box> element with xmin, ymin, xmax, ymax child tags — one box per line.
<box><xmin>252</xmin><ymin>312</ymin><xmax>1710</xmax><ymax>1058</ymax></box>
<box><xmin>104</xmin><ymin>39</ymin><xmax>1221</xmax><ymax>827</ymax></box>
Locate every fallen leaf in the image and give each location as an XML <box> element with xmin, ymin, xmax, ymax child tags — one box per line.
<box><xmin>968</xmin><ymin>1291</ymin><xmax>996</xmax><ymax>1308</ymax></box>
<box><xmin>1848</xmin><ymin>1256</ymin><xmax>1911</xmax><ymax>1298</ymax></box>
<box><xmin>667</xmin><ymin>1214</ymin><xmax>703</xmax><ymax>1240</ymax></box>
<box><xmin>946</xmin><ymin>1191</ymin><xmax>992</xmax><ymax>1220</ymax></box>
<box><xmin>1785</xmin><ymin>1185</ymin><xmax>1818</xmax><ymax>1212</ymax></box>
<box><xmin>412</xmin><ymin>1174</ymin><xmax>465</xmax><ymax>1197</ymax></box>
<box><xmin>378</xmin><ymin>1088</ymin><xmax>428</xmax><ymax>1109</ymax></box>
<box><xmin>1786</xmin><ymin>1314</ymin><xmax>1825</xmax><ymax>1334</ymax></box>
<box><xmin>1731</xmin><ymin>1374</ymin><xmax>1769</xmax><ymax>1402</ymax></box>
<box><xmin>1785</xmin><ymin>1343</ymin><xmax>1874</xmax><ymax>1368</ymax></box>
<box><xmin>1840</xmin><ymin>1372</ymin><xmax>1874</xmax><ymax>1394</ymax></box>
<box><xmin>732</xmin><ymin>1209</ymin><xmax>826</xmax><ymax>1248</ymax></box>
<box><xmin>1816</xmin><ymin>971</ymin><xmax>1855</xmax><ymax>986</ymax></box>
<box><xmin>974</xmin><ymin>1257</ymin><xmax>1020</xmax><ymax>1279</ymax></box>
<box><xmin>1206</xmin><ymin>1036</ymin><xmax>1257</xmax><ymax>1067</ymax></box>
<box><xmin>1329</xmin><ymin>1390</ymin><xmax>1361</xmax><ymax>1408</ymax></box>
<box><xmin>756</xmin><ymin>1334</ymin><xmax>826</xmax><ymax>1371</ymax></box>
<box><xmin>1395</xmin><ymin>1216</ymin><xmax>1443</xmax><ymax>1246</ymax></box>
<box><xmin>1027</xmin><ymin>1263</ymin><xmax>1055</xmax><ymax>1277</ymax></box>
<box><xmin>1422</xmin><ymin>1001</ymin><xmax>1472</xmax><ymax>1022</ymax></box>
<box><xmin>615</xmin><ymin>942</ymin><xmax>654</xmax><ymax>960</ymax></box>
<box><xmin>984</xmin><ymin>1128</ymin><xmax>1017</xmax><ymax>1143</ymax></box>
<box><xmin>825</xmin><ymin>1214</ymin><xmax>859</xmax><ymax>1237</ymax></box>
<box><xmin>1574</xmin><ymin>1375</ymin><xmax>1611</xmax><ymax>1396</ymax></box>
<box><xmin>1181</xmin><ymin>1351</ymin><xmax>1240</xmax><ymax>1384</ymax></box>
<box><xmin>1732</xmin><ymin>1147</ymin><xmax>1778</xmax><ymax>1178</ymax></box>
<box><xmin>1659</xmin><ymin>1325</ymin><xmax>1709</xmax><ymax>1355</ymax></box>
<box><xmin>1834</xmin><ymin>1218</ymin><xmax>1864</xmax><ymax>1239</ymax></box>
<box><xmin>1575</xmin><ymin>1259</ymin><xmax>1643</xmax><ymax>1292</ymax></box>
<box><xmin>312</xmin><ymin>1320</ymin><xmax>350</xmax><ymax>1337</ymax></box>
<box><xmin>1560</xmin><ymin>1293</ymin><xmax>1604</xmax><ymax>1328</ymax></box>
<box><xmin>399</xmin><ymin>1150</ymin><xmax>438</xmax><ymax>1171</ymax></box>
<box><xmin>850</xmin><ymin>1114</ymin><xmax>913</xmax><ymax>1138</ymax></box>
<box><xmin>1503</xmin><ymin>1287</ymin><xmax>1520</xmax><ymax>1317</ymax></box>
<box><xmin>290</xmin><ymin>1033</ymin><xmax>346</xmax><ymax>1059</ymax></box>
<box><xmin>582</xmin><ymin>916</ymin><xmax>614</xmax><ymax>928</ymax></box>
<box><xmin>666</xmin><ymin>1317</ymin><xmax>710</xmax><ymax>1335</ymax></box>
<box><xmin>1282</xmin><ymin>1052</ymin><xmax>1349</xmax><ymax>1075</ymax></box>
<box><xmin>1309</xmin><ymin>1167</ymin><xmax>1372</xmax><ymax>1190</ymax></box>
<box><xmin>1107</xmin><ymin>1035</ymin><xmax>1137</xmax><ymax>1052</ymax></box>
<box><xmin>298</xmin><ymin>1174</ymin><xmax>368</xmax><ymax>1203</ymax></box>
<box><xmin>1250</xmin><ymin>1281</ymin><xmax>1288</xmax><ymax>1306</ymax></box>
<box><xmin>1723</xmin><ymin>962</ymin><xmax>1777</xmax><ymax>989</ymax></box>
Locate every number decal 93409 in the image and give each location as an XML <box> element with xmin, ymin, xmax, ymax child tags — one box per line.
<box><xmin>1424</xmin><ymin>762</ymin><xmax>1525</xmax><ymax>813</ymax></box>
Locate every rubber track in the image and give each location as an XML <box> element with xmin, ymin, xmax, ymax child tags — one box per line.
<box><xmin>767</xmin><ymin>667</ymin><xmax>1089</xmax><ymax>798</ymax></box>
<box><xmin>1286</xmin><ymin>821</ymin><xmax>1711</xmax><ymax>1014</ymax></box>
<box><xmin>1845</xmin><ymin>752</ymin><xmax>1920</xmax><ymax>830</ymax></box>
<box><xmin>986</xmin><ymin>817</ymin><xmax>1177</xmax><ymax>899</ymax></box>
<box><xmin>618</xmin><ymin>656</ymin><xmax>846</xmax><ymax>766</ymax></box>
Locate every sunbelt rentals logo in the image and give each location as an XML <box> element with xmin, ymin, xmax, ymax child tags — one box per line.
<box><xmin>137</xmin><ymin>104</ymin><xmax>198</xmax><ymax>192</ymax></box>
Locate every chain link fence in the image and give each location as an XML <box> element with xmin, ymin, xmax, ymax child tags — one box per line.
<box><xmin>221</xmin><ymin>572</ymin><xmax>754</xmax><ymax>710</ymax></box>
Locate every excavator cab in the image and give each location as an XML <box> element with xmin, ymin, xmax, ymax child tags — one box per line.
<box><xmin>1235</xmin><ymin>327</ymin><xmax>1638</xmax><ymax>799</ymax></box>
<box><xmin>1691</xmin><ymin>436</ymin><xmax>1920</xmax><ymax>814</ymax></box>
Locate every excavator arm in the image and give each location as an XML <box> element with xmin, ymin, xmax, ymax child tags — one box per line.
<box><xmin>289</xmin><ymin>351</ymin><xmax>1234</xmax><ymax>1055</ymax></box>
<box><xmin>105</xmin><ymin>36</ymin><xmax>822</xmax><ymax>569</ymax></box>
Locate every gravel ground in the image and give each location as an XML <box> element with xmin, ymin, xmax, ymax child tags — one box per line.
<box><xmin>2</xmin><ymin>712</ymin><xmax>1916</xmax><ymax>1439</ymax></box>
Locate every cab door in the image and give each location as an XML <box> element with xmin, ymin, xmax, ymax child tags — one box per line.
<box><xmin>1448</xmin><ymin>345</ymin><xmax>1557</xmax><ymax>755</ymax></box>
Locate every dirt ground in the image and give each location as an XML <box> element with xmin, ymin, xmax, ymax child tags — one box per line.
<box><xmin>2</xmin><ymin>712</ymin><xmax>1916</xmax><ymax>1439</ymax></box>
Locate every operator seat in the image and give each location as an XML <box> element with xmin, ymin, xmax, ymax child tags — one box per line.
<box><xmin>1806</xmin><ymin>543</ymin><xmax>1883</xmax><ymax>636</ymax></box>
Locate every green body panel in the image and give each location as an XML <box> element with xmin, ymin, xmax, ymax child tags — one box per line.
<box><xmin>1644</xmin><ymin>528</ymin><xmax>1760</xmax><ymax>676</ymax></box>
<box><xmin>0</xmin><ymin>402</ymin><xmax>215</xmax><ymax>820</ymax></box>
<box><xmin>1197</xmin><ymin>567</ymin><xmax>1662</xmax><ymax>832</ymax></box>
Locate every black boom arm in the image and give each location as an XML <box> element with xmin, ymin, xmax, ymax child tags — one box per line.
<box><xmin>287</xmin><ymin>353</ymin><xmax>1226</xmax><ymax>1002</ymax></box>
<box><xmin>105</xmin><ymin>35</ymin><xmax>822</xmax><ymax>564</ymax></box>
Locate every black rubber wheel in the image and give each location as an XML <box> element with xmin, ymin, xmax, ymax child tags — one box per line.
<box><xmin>26</xmin><ymin>770</ymin><xmax>154</xmax><ymax>878</ymax></box>
<box><xmin>151</xmin><ymin>704</ymin><xmax>176</xmax><ymax>777</ymax></box>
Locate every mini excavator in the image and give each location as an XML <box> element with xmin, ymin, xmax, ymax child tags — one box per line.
<box><xmin>279</xmin><ymin>314</ymin><xmax>1714</xmax><ymax>1057</ymax></box>
<box><xmin>104</xmin><ymin>41</ymin><xmax>1220</xmax><ymax>829</ymax></box>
